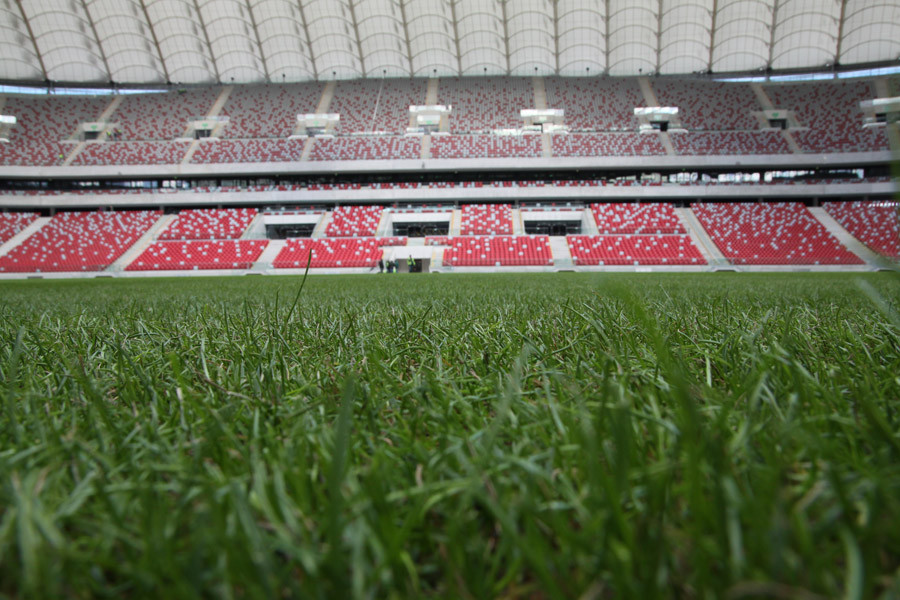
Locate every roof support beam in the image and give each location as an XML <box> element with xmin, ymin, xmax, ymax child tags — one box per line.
<box><xmin>138</xmin><ymin>0</ymin><xmax>171</xmax><ymax>83</ymax></box>
<box><xmin>655</xmin><ymin>0</ymin><xmax>663</xmax><ymax>74</ymax></box>
<box><xmin>398</xmin><ymin>0</ymin><xmax>414</xmax><ymax>76</ymax></box>
<box><xmin>347</xmin><ymin>0</ymin><xmax>367</xmax><ymax>77</ymax></box>
<box><xmin>79</xmin><ymin>0</ymin><xmax>113</xmax><ymax>82</ymax></box>
<box><xmin>244</xmin><ymin>0</ymin><xmax>271</xmax><ymax>80</ymax></box>
<box><xmin>767</xmin><ymin>0</ymin><xmax>780</xmax><ymax>69</ymax></box>
<box><xmin>13</xmin><ymin>0</ymin><xmax>48</xmax><ymax>81</ymax></box>
<box><xmin>604</xmin><ymin>0</ymin><xmax>610</xmax><ymax>75</ymax></box>
<box><xmin>834</xmin><ymin>0</ymin><xmax>848</xmax><ymax>65</ymax></box>
<box><xmin>501</xmin><ymin>0</ymin><xmax>510</xmax><ymax>74</ymax></box>
<box><xmin>295</xmin><ymin>0</ymin><xmax>318</xmax><ymax>80</ymax></box>
<box><xmin>192</xmin><ymin>0</ymin><xmax>220</xmax><ymax>82</ymax></box>
<box><xmin>449</xmin><ymin>0</ymin><xmax>462</xmax><ymax>75</ymax></box>
<box><xmin>552</xmin><ymin>0</ymin><xmax>559</xmax><ymax>75</ymax></box>
<box><xmin>708</xmin><ymin>0</ymin><xmax>718</xmax><ymax>72</ymax></box>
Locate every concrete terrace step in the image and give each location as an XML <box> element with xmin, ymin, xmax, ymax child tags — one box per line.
<box><xmin>107</xmin><ymin>214</ymin><xmax>178</xmax><ymax>272</ymax></box>
<box><xmin>674</xmin><ymin>207</ymin><xmax>729</xmax><ymax>266</ymax></box>
<box><xmin>254</xmin><ymin>239</ymin><xmax>286</xmax><ymax>270</ymax></box>
<box><xmin>807</xmin><ymin>206</ymin><xmax>886</xmax><ymax>266</ymax></box>
<box><xmin>0</xmin><ymin>216</ymin><xmax>51</xmax><ymax>257</ymax></box>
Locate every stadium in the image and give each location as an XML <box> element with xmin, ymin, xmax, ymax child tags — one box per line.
<box><xmin>1</xmin><ymin>0</ymin><xmax>899</xmax><ymax>597</ymax></box>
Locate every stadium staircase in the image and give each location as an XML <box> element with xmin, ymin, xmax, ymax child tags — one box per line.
<box><xmin>806</xmin><ymin>207</ymin><xmax>882</xmax><ymax>266</ymax></box>
<box><xmin>0</xmin><ymin>216</ymin><xmax>49</xmax><ymax>257</ymax></box>
<box><xmin>511</xmin><ymin>209</ymin><xmax>524</xmax><ymax>234</ymax></box>
<box><xmin>253</xmin><ymin>239</ymin><xmax>286</xmax><ymax>271</ymax></box>
<box><xmin>548</xmin><ymin>237</ymin><xmax>574</xmax><ymax>269</ymax></box>
<box><xmin>674</xmin><ymin>207</ymin><xmax>728</xmax><ymax>267</ymax></box>
<box><xmin>241</xmin><ymin>212</ymin><xmax>264</xmax><ymax>239</ymax></box>
<box><xmin>108</xmin><ymin>214</ymin><xmax>177</xmax><ymax>272</ymax></box>
<box><xmin>449</xmin><ymin>209</ymin><xmax>462</xmax><ymax>236</ymax></box>
<box><xmin>311</xmin><ymin>213</ymin><xmax>331</xmax><ymax>237</ymax></box>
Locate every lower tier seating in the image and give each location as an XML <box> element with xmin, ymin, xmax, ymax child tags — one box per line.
<box><xmin>273</xmin><ymin>238</ymin><xmax>382</xmax><ymax>268</ymax></box>
<box><xmin>126</xmin><ymin>240</ymin><xmax>268</xmax><ymax>270</ymax></box>
<box><xmin>460</xmin><ymin>204</ymin><xmax>513</xmax><ymax>235</ymax></box>
<box><xmin>567</xmin><ymin>235</ymin><xmax>706</xmax><ymax>265</ymax></box>
<box><xmin>692</xmin><ymin>202</ymin><xmax>863</xmax><ymax>265</ymax></box>
<box><xmin>823</xmin><ymin>201</ymin><xmax>899</xmax><ymax>258</ymax></box>
<box><xmin>0</xmin><ymin>210</ymin><xmax>161</xmax><ymax>272</ymax></box>
<box><xmin>0</xmin><ymin>212</ymin><xmax>39</xmax><ymax>244</ymax></box>
<box><xmin>326</xmin><ymin>205</ymin><xmax>384</xmax><ymax>237</ymax></box>
<box><xmin>591</xmin><ymin>203</ymin><xmax>685</xmax><ymax>234</ymax></box>
<box><xmin>159</xmin><ymin>208</ymin><xmax>257</xmax><ymax>240</ymax></box>
<box><xmin>442</xmin><ymin>236</ymin><xmax>553</xmax><ymax>266</ymax></box>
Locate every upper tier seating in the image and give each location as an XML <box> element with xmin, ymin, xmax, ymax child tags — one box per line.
<box><xmin>112</xmin><ymin>89</ymin><xmax>219</xmax><ymax>140</ymax></box>
<box><xmin>552</xmin><ymin>133</ymin><xmax>666</xmax><ymax>156</ymax></box>
<box><xmin>126</xmin><ymin>240</ymin><xmax>268</xmax><ymax>270</ymax></box>
<box><xmin>765</xmin><ymin>81</ymin><xmax>887</xmax><ymax>153</ymax></box>
<box><xmin>310</xmin><ymin>136</ymin><xmax>420</xmax><ymax>161</ymax></box>
<box><xmin>670</xmin><ymin>131</ymin><xmax>791</xmax><ymax>155</ymax></box>
<box><xmin>0</xmin><ymin>210</ymin><xmax>160</xmax><ymax>272</ymax></box>
<box><xmin>219</xmin><ymin>83</ymin><xmax>323</xmax><ymax>138</ymax></box>
<box><xmin>590</xmin><ymin>203</ymin><xmax>685</xmax><ymax>234</ymax></box>
<box><xmin>331</xmin><ymin>79</ymin><xmax>425</xmax><ymax>134</ymax></box>
<box><xmin>439</xmin><ymin>77</ymin><xmax>534</xmax><ymax>132</ymax></box>
<box><xmin>0</xmin><ymin>212</ymin><xmax>39</xmax><ymax>244</ymax></box>
<box><xmin>442</xmin><ymin>235</ymin><xmax>553</xmax><ymax>266</ymax></box>
<box><xmin>567</xmin><ymin>235</ymin><xmax>706</xmax><ymax>265</ymax></box>
<box><xmin>74</xmin><ymin>141</ymin><xmax>190</xmax><ymax>165</ymax></box>
<box><xmin>823</xmin><ymin>201</ymin><xmax>899</xmax><ymax>258</ymax></box>
<box><xmin>159</xmin><ymin>208</ymin><xmax>257</xmax><ymax>240</ymax></box>
<box><xmin>692</xmin><ymin>202</ymin><xmax>863</xmax><ymax>265</ymax></box>
<box><xmin>460</xmin><ymin>204</ymin><xmax>513</xmax><ymax>235</ymax></box>
<box><xmin>543</xmin><ymin>77</ymin><xmax>643</xmax><ymax>130</ymax></box>
<box><xmin>0</xmin><ymin>96</ymin><xmax>107</xmax><ymax>166</ymax></box>
<box><xmin>273</xmin><ymin>237</ymin><xmax>382</xmax><ymax>268</ymax></box>
<box><xmin>651</xmin><ymin>80</ymin><xmax>760</xmax><ymax>130</ymax></box>
<box><xmin>430</xmin><ymin>135</ymin><xmax>542</xmax><ymax>159</ymax></box>
<box><xmin>191</xmin><ymin>139</ymin><xmax>305</xmax><ymax>163</ymax></box>
<box><xmin>326</xmin><ymin>205</ymin><xmax>384</xmax><ymax>237</ymax></box>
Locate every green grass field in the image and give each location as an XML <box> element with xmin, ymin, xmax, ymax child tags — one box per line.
<box><xmin>1</xmin><ymin>273</ymin><xmax>899</xmax><ymax>599</ymax></box>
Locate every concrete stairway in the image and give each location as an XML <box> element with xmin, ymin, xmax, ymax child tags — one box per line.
<box><xmin>311</xmin><ymin>213</ymin><xmax>331</xmax><ymax>238</ymax></box>
<box><xmin>0</xmin><ymin>217</ymin><xmax>50</xmax><ymax>257</ymax></box>
<box><xmin>548</xmin><ymin>236</ymin><xmax>573</xmax><ymax>269</ymax></box>
<box><xmin>675</xmin><ymin>207</ymin><xmax>729</xmax><ymax>267</ymax></box>
<box><xmin>808</xmin><ymin>206</ymin><xmax>885</xmax><ymax>266</ymax></box>
<box><xmin>107</xmin><ymin>214</ymin><xmax>177</xmax><ymax>272</ymax></box>
<box><xmin>253</xmin><ymin>239</ymin><xmax>286</xmax><ymax>270</ymax></box>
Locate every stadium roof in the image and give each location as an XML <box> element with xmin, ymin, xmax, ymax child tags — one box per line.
<box><xmin>1</xmin><ymin>0</ymin><xmax>899</xmax><ymax>85</ymax></box>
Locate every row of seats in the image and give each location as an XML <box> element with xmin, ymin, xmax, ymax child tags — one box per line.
<box><xmin>568</xmin><ymin>235</ymin><xmax>705</xmax><ymax>265</ymax></box>
<box><xmin>591</xmin><ymin>203</ymin><xmax>685</xmax><ymax>234</ymax></box>
<box><xmin>692</xmin><ymin>202</ymin><xmax>863</xmax><ymax>265</ymax></box>
<box><xmin>191</xmin><ymin>139</ymin><xmax>306</xmax><ymax>163</ymax></box>
<box><xmin>331</xmin><ymin>80</ymin><xmax>426</xmax><ymax>134</ymax></box>
<box><xmin>159</xmin><ymin>208</ymin><xmax>257</xmax><ymax>240</ymax></box>
<box><xmin>74</xmin><ymin>141</ymin><xmax>191</xmax><ymax>165</ymax></box>
<box><xmin>309</xmin><ymin>137</ymin><xmax>421</xmax><ymax>161</ymax></box>
<box><xmin>273</xmin><ymin>238</ymin><xmax>382</xmax><ymax>268</ymax></box>
<box><xmin>0</xmin><ymin>210</ymin><xmax>160</xmax><ymax>272</ymax></box>
<box><xmin>0</xmin><ymin>212</ymin><xmax>38</xmax><ymax>244</ymax></box>
<box><xmin>326</xmin><ymin>205</ymin><xmax>384</xmax><ymax>237</ymax></box>
<box><xmin>823</xmin><ymin>201</ymin><xmax>899</xmax><ymax>258</ymax></box>
<box><xmin>443</xmin><ymin>236</ymin><xmax>553</xmax><ymax>266</ymax></box>
<box><xmin>112</xmin><ymin>88</ymin><xmax>219</xmax><ymax>141</ymax></box>
<box><xmin>429</xmin><ymin>135</ymin><xmax>543</xmax><ymax>159</ymax></box>
<box><xmin>551</xmin><ymin>133</ymin><xmax>666</xmax><ymax>156</ymax></box>
<box><xmin>669</xmin><ymin>131</ymin><xmax>791</xmax><ymax>155</ymax></box>
<box><xmin>127</xmin><ymin>240</ymin><xmax>269</xmax><ymax>270</ymax></box>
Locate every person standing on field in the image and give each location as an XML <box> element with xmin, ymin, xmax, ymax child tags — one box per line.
<box><xmin>378</xmin><ymin>258</ymin><xmax>384</xmax><ymax>273</ymax></box>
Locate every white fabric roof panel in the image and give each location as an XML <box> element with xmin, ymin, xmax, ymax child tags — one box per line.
<box><xmin>0</xmin><ymin>0</ymin><xmax>898</xmax><ymax>84</ymax></box>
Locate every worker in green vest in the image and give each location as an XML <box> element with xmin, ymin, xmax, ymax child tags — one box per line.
<box><xmin>407</xmin><ymin>256</ymin><xmax>415</xmax><ymax>273</ymax></box>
